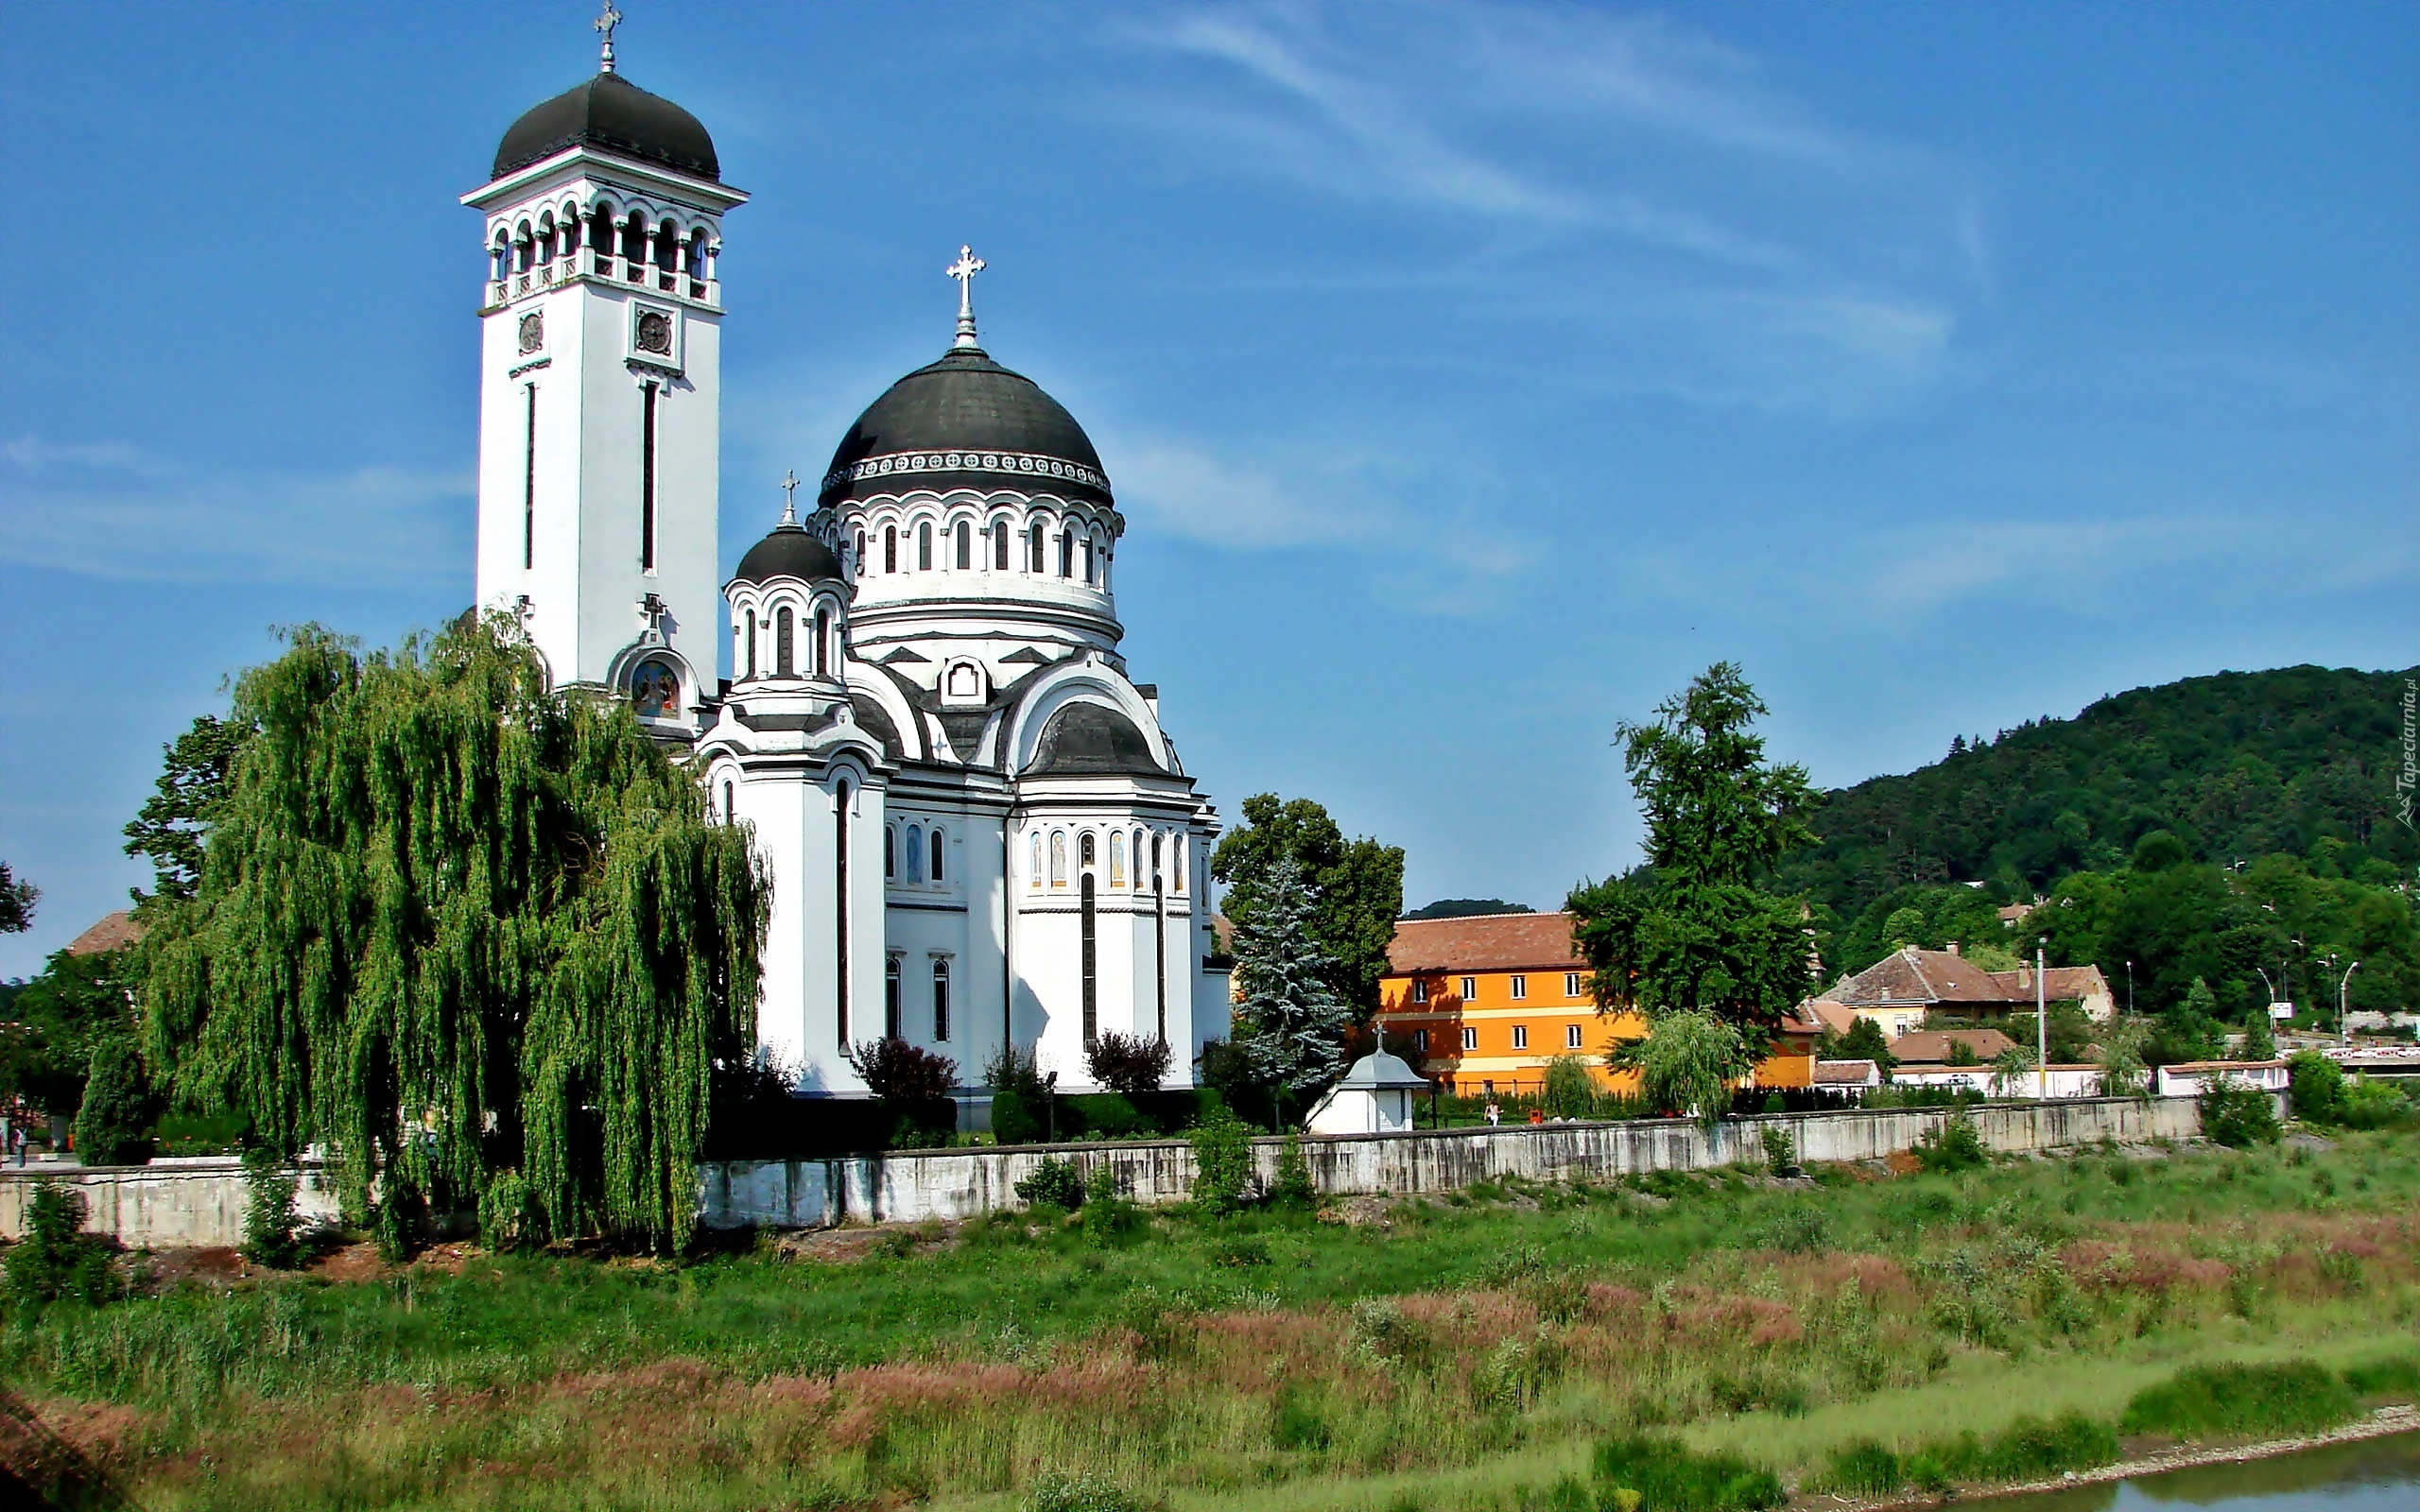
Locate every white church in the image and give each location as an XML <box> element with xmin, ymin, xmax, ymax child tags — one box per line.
<box><xmin>462</xmin><ymin>23</ymin><xmax>1228</xmax><ymax>1102</ymax></box>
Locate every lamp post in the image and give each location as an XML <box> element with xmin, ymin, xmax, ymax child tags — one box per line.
<box><xmin>2036</xmin><ymin>937</ymin><xmax>2049</xmax><ymax>1101</ymax></box>
<box><xmin>2338</xmin><ymin>960</ymin><xmax>2361</xmax><ymax>1046</ymax></box>
<box><xmin>2125</xmin><ymin>960</ymin><xmax>2134</xmax><ymax>1018</ymax></box>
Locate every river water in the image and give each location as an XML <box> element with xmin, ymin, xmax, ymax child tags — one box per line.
<box><xmin>1977</xmin><ymin>1433</ymin><xmax>2420</xmax><ymax>1512</ymax></box>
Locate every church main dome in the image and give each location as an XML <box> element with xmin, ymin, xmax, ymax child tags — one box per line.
<box><xmin>818</xmin><ymin>347</ymin><xmax>1112</xmax><ymax>510</ymax></box>
<box><xmin>493</xmin><ymin>72</ymin><xmax>720</xmax><ymax>182</ymax></box>
<box><xmin>733</xmin><ymin>521</ymin><xmax>844</xmax><ymax>585</ymax></box>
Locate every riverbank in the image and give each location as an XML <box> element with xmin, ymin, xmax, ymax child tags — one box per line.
<box><xmin>2</xmin><ymin>1128</ymin><xmax>2413</xmax><ymax>1510</ymax></box>
<box><xmin>1941</xmin><ymin>1408</ymin><xmax>2420</xmax><ymax>1507</ymax></box>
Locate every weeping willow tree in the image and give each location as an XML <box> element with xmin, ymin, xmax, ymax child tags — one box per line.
<box><xmin>141</xmin><ymin>617</ymin><xmax>768</xmax><ymax>1251</ymax></box>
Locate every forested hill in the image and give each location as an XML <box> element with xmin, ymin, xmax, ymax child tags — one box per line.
<box><xmin>1773</xmin><ymin>664</ymin><xmax>2419</xmax><ymax>913</ymax></box>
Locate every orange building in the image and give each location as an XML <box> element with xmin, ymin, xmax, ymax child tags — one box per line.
<box><xmin>1375</xmin><ymin>911</ymin><xmax>1819</xmax><ymax>1101</ymax></box>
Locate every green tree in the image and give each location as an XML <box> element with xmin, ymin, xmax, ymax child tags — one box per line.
<box><xmin>123</xmin><ymin>713</ymin><xmax>256</xmax><ymax>917</ymax></box>
<box><xmin>2095</xmin><ymin>1020</ymin><xmax>2150</xmax><ymax>1099</ymax></box>
<box><xmin>1833</xmin><ymin>1017</ymin><xmax>1897</xmax><ymax>1077</ymax></box>
<box><xmin>140</xmin><ymin>619</ymin><xmax>768</xmax><ymax>1253</ymax></box>
<box><xmin>0</xmin><ymin>948</ymin><xmax>134</xmax><ymax>1123</ymax></box>
<box><xmin>0</xmin><ymin>859</ymin><xmax>34</xmax><ymax>935</ymax></box>
<box><xmin>1569</xmin><ymin>663</ymin><xmax>1819</xmax><ymax>1049</ymax></box>
<box><xmin>2239</xmin><ymin>1011</ymin><xmax>2277</xmax><ymax>1061</ymax></box>
<box><xmin>1990</xmin><ymin>1044</ymin><xmax>2038</xmax><ymax>1098</ymax></box>
<box><xmin>1540</xmin><ymin>1054</ymin><xmax>1596</xmax><ymax>1118</ymax></box>
<box><xmin>1614</xmin><ymin>1008</ymin><xmax>1748</xmax><ymax>1124</ymax></box>
<box><xmin>2146</xmin><ymin>977</ymin><xmax>2225</xmax><ymax>1067</ymax></box>
<box><xmin>73</xmin><ymin>1038</ymin><xmax>160</xmax><ymax>1166</ymax></box>
<box><xmin>1230</xmin><ymin>857</ymin><xmax>1358</xmax><ymax>1117</ymax></box>
<box><xmin>1212</xmin><ymin>794</ymin><xmax>1405</xmax><ymax>1013</ymax></box>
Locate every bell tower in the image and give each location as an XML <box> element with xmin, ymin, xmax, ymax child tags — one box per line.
<box><xmin>463</xmin><ymin>8</ymin><xmax>745</xmax><ymax>730</ymax></box>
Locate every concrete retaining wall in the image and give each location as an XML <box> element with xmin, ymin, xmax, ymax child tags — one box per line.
<box><xmin>0</xmin><ymin>1159</ymin><xmax>344</xmax><ymax>1249</ymax></box>
<box><xmin>2</xmin><ymin>1096</ymin><xmax>2218</xmax><ymax>1248</ymax></box>
<box><xmin>700</xmin><ymin>1095</ymin><xmax>2210</xmax><ymax>1230</ymax></box>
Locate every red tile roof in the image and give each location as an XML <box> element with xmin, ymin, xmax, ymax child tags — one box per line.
<box><xmin>1828</xmin><ymin>950</ymin><xmax>2109</xmax><ymax>1011</ymax></box>
<box><xmin>65</xmin><ymin>910</ymin><xmax>142</xmax><ymax>956</ymax></box>
<box><xmin>1890</xmin><ymin>1028</ymin><xmax>2017</xmax><ymax>1066</ymax></box>
<box><xmin>1385</xmin><ymin>912</ymin><xmax>1581</xmax><ymax>975</ymax></box>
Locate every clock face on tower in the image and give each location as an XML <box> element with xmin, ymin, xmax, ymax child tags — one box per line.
<box><xmin>635</xmin><ymin>311</ymin><xmax>672</xmax><ymax>355</ymax></box>
<box><xmin>517</xmin><ymin>312</ymin><xmax>544</xmax><ymax>353</ymax></box>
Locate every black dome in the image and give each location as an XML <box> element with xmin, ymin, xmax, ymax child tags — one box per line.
<box><xmin>493</xmin><ymin>72</ymin><xmax>719</xmax><ymax>182</ymax></box>
<box><xmin>819</xmin><ymin>347</ymin><xmax>1112</xmax><ymax>508</ymax></box>
<box><xmin>733</xmin><ymin>524</ymin><xmax>844</xmax><ymax>585</ymax></box>
<box><xmin>1025</xmin><ymin>702</ymin><xmax>1161</xmax><ymax>777</ymax></box>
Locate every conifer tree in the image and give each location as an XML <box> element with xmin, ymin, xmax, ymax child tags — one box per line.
<box><xmin>1232</xmin><ymin>857</ymin><xmax>1357</xmax><ymax>1108</ymax></box>
<box><xmin>141</xmin><ymin>617</ymin><xmax>768</xmax><ymax>1252</ymax></box>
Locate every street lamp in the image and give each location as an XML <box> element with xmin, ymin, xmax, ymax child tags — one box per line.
<box><xmin>2338</xmin><ymin>960</ymin><xmax>2361</xmax><ymax>1046</ymax></box>
<box><xmin>2125</xmin><ymin>960</ymin><xmax>2134</xmax><ymax>1018</ymax></box>
<box><xmin>2036</xmin><ymin>936</ymin><xmax>2049</xmax><ymax>1101</ymax></box>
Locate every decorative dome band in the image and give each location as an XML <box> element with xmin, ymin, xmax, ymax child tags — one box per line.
<box><xmin>821</xmin><ymin>448</ymin><xmax>1112</xmax><ymax>500</ymax></box>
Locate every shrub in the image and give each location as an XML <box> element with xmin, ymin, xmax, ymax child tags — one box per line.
<box><xmin>71</xmin><ymin>1038</ymin><xmax>158</xmax><ymax>1166</ymax></box>
<box><xmin>1028</xmin><ymin>1469</ymin><xmax>1154</xmax><ymax>1512</ymax></box>
<box><xmin>985</xmin><ymin>1042</ymin><xmax>1052</xmax><ymax>1146</ymax></box>
<box><xmin>1014</xmin><ymin>1157</ymin><xmax>1085</xmax><ymax>1211</ymax></box>
<box><xmin>2342</xmin><ymin>1350</ymin><xmax>2420</xmax><ymax>1401</ymax></box>
<box><xmin>4</xmin><ymin>1181</ymin><xmax>116</xmax><ymax>1311</ymax></box>
<box><xmin>1759</xmin><ymin>1126</ymin><xmax>1795</xmax><ymax>1175</ymax></box>
<box><xmin>851</xmin><ymin>1037</ymin><xmax>958</xmax><ymax>1106</ymax></box>
<box><xmin>1272</xmin><ymin>1133</ymin><xmax>1317</xmax><ymax>1210</ymax></box>
<box><xmin>2287</xmin><ymin>1051</ymin><xmax>2346</xmax><ymax>1125</ymax></box>
<box><xmin>1969</xmin><ymin>1411</ymin><xmax>2119</xmax><ymax>1480</ymax></box>
<box><xmin>2340</xmin><ymin>1077</ymin><xmax>2411</xmax><ymax>1131</ymax></box>
<box><xmin>1188</xmin><ymin>1107</ymin><xmax>1254</xmax><ymax>1213</ymax></box>
<box><xmin>2121</xmin><ymin>1361</ymin><xmax>2360</xmax><ymax>1439</ymax></box>
<box><xmin>2198</xmin><ymin>1077</ymin><xmax>2280</xmax><ymax>1148</ymax></box>
<box><xmin>242</xmin><ymin>1146</ymin><xmax>306</xmax><ymax>1267</ymax></box>
<box><xmin>1085</xmin><ymin>1031</ymin><xmax>1172</xmax><ymax>1097</ymax></box>
<box><xmin>1813</xmin><ymin>1440</ymin><xmax>1904</xmax><ymax>1498</ymax></box>
<box><xmin>1915</xmin><ymin>1115</ymin><xmax>1988</xmax><ymax>1173</ymax></box>
<box><xmin>1589</xmin><ymin>1435</ymin><xmax>1785</xmax><ymax>1512</ymax></box>
<box><xmin>1079</xmin><ymin>1165</ymin><xmax>1146</xmax><ymax>1246</ymax></box>
<box><xmin>1542</xmin><ymin>1054</ymin><xmax>1597</xmax><ymax>1118</ymax></box>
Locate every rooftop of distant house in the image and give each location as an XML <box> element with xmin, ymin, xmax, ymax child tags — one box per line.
<box><xmin>1385</xmin><ymin>911</ymin><xmax>1582</xmax><ymax>975</ymax></box>
<box><xmin>1825</xmin><ymin>946</ymin><xmax>2107</xmax><ymax>1009</ymax></box>
<box><xmin>65</xmin><ymin>910</ymin><xmax>142</xmax><ymax>957</ymax></box>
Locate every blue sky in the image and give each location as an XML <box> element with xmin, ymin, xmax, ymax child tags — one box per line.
<box><xmin>3</xmin><ymin>2</ymin><xmax>2413</xmax><ymax>971</ymax></box>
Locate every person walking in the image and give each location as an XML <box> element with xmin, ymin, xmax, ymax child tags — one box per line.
<box><xmin>1484</xmin><ymin>1098</ymin><xmax>1501</xmax><ymax>1127</ymax></box>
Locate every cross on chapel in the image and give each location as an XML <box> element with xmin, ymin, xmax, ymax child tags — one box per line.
<box><xmin>948</xmin><ymin>246</ymin><xmax>985</xmax><ymax>348</ymax></box>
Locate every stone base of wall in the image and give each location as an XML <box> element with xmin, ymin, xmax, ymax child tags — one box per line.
<box><xmin>3</xmin><ymin>1096</ymin><xmax>2239</xmax><ymax>1249</ymax></box>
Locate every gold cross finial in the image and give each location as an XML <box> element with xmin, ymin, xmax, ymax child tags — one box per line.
<box><xmin>595</xmin><ymin>3</ymin><xmax>624</xmax><ymax>73</ymax></box>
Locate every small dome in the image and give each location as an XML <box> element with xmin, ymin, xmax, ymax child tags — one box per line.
<box><xmin>493</xmin><ymin>72</ymin><xmax>719</xmax><ymax>182</ymax></box>
<box><xmin>1025</xmin><ymin>701</ymin><xmax>1161</xmax><ymax>777</ymax></box>
<box><xmin>733</xmin><ymin>523</ymin><xmax>844</xmax><ymax>585</ymax></box>
<box><xmin>819</xmin><ymin>348</ymin><xmax>1111</xmax><ymax>509</ymax></box>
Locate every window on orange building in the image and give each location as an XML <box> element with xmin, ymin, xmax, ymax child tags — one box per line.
<box><xmin>1461</xmin><ymin>1025</ymin><xmax>1478</xmax><ymax>1051</ymax></box>
<box><xmin>1459</xmin><ymin>977</ymin><xmax>1476</xmax><ymax>1001</ymax></box>
<box><xmin>1512</xmin><ymin>1024</ymin><xmax>1528</xmax><ymax>1049</ymax></box>
<box><xmin>1413</xmin><ymin>1029</ymin><xmax>1428</xmax><ymax>1053</ymax></box>
<box><xmin>1510</xmin><ymin>975</ymin><xmax>1527</xmax><ymax>1000</ymax></box>
<box><xmin>1565</xmin><ymin>1022</ymin><xmax>1582</xmax><ymax>1049</ymax></box>
<box><xmin>1565</xmin><ymin>972</ymin><xmax>1583</xmax><ymax>997</ymax></box>
<box><xmin>1410</xmin><ymin>978</ymin><xmax>1428</xmax><ymax>1004</ymax></box>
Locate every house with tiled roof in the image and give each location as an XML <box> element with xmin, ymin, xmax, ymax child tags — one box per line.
<box><xmin>1818</xmin><ymin>946</ymin><xmax>2113</xmax><ymax>1040</ymax></box>
<box><xmin>1373</xmin><ymin>911</ymin><xmax>1821</xmax><ymax>1101</ymax></box>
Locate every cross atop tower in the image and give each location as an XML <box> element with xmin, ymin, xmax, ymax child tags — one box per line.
<box><xmin>947</xmin><ymin>245</ymin><xmax>985</xmax><ymax>349</ymax></box>
<box><xmin>595</xmin><ymin>3</ymin><xmax>623</xmax><ymax>74</ymax></box>
<box><xmin>779</xmin><ymin>469</ymin><xmax>801</xmax><ymax>524</ymax></box>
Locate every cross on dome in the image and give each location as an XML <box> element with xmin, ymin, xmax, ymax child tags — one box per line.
<box><xmin>595</xmin><ymin>2</ymin><xmax>623</xmax><ymax>74</ymax></box>
<box><xmin>947</xmin><ymin>245</ymin><xmax>985</xmax><ymax>350</ymax></box>
<box><xmin>779</xmin><ymin>469</ymin><xmax>801</xmax><ymax>524</ymax></box>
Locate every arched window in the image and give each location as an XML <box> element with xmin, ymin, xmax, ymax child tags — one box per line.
<box><xmin>722</xmin><ymin>780</ymin><xmax>735</xmax><ymax>823</ymax></box>
<box><xmin>1058</xmin><ymin>531</ymin><xmax>1072</xmax><ymax>577</ymax></box>
<box><xmin>884</xmin><ymin>824</ymin><xmax>896</xmax><ymax>880</ymax></box>
<box><xmin>854</xmin><ymin>530</ymin><xmax>866</xmax><ymax>568</ymax></box>
<box><xmin>918</xmin><ymin>523</ymin><xmax>933</xmax><ymax>571</ymax></box>
<box><xmin>884</xmin><ymin>526</ymin><xmax>898</xmax><ymax>574</ymax></box>
<box><xmin>1080</xmin><ymin>872</ymin><xmax>1098</xmax><ymax>1046</ymax></box>
<box><xmin>1150</xmin><ymin>833</ymin><xmax>1164</xmax><ymax>881</ymax></box>
<box><xmin>814</xmin><ymin>607</ymin><xmax>831</xmax><ymax>676</ymax></box>
<box><xmin>744</xmin><ymin>610</ymin><xmax>757</xmax><ymax>679</ymax></box>
<box><xmin>932</xmin><ymin>959</ymin><xmax>951</xmax><ymax>1042</ymax></box>
<box><xmin>1029</xmin><ymin>832</ymin><xmax>1043</xmax><ymax>885</ymax></box>
<box><xmin>930</xmin><ymin>827</ymin><xmax>945</xmax><ymax>883</ymax></box>
<box><xmin>1110</xmin><ymin>832</ymin><xmax>1126</xmax><ymax>887</ymax></box>
<box><xmin>1028</xmin><ymin>522</ymin><xmax>1046</xmax><ymax>573</ymax></box>
<box><xmin>775</xmin><ymin>607</ymin><xmax>794</xmax><ymax>678</ymax></box>
<box><xmin>955</xmin><ymin>520</ymin><xmax>971</xmax><ymax>570</ymax></box>
<box><xmin>1079</xmin><ymin>832</ymin><xmax>1097</xmax><ymax>868</ymax></box>
<box><xmin>1101</xmin><ymin>550</ymin><xmax>1113</xmax><ymax>592</ymax></box>
<box><xmin>994</xmin><ymin>520</ymin><xmax>1009</xmax><ymax>570</ymax></box>
<box><xmin>1049</xmin><ymin>832</ymin><xmax>1067</xmax><ymax>886</ymax></box>
<box><xmin>1083</xmin><ymin>538</ymin><xmax>1096</xmax><ymax>584</ymax></box>
<box><xmin>906</xmin><ymin>824</ymin><xmax>925</xmax><ymax>884</ymax></box>
<box><xmin>1172</xmin><ymin>834</ymin><xmax>1185</xmax><ymax>890</ymax></box>
<box><xmin>884</xmin><ymin>955</ymin><xmax>902</xmax><ymax>1040</ymax></box>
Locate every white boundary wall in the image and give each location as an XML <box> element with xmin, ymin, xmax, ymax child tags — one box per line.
<box><xmin>2</xmin><ymin>1096</ymin><xmax>2228</xmax><ymax>1248</ymax></box>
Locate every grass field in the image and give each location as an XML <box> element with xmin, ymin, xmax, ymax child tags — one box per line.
<box><xmin>7</xmin><ymin>1128</ymin><xmax>2418</xmax><ymax>1510</ymax></box>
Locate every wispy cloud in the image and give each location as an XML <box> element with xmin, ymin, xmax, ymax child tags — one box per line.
<box><xmin>1112</xmin><ymin>434</ymin><xmax>1532</xmax><ymax>612</ymax></box>
<box><xmin>0</xmin><ymin>437</ymin><xmax>471</xmax><ymax>585</ymax></box>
